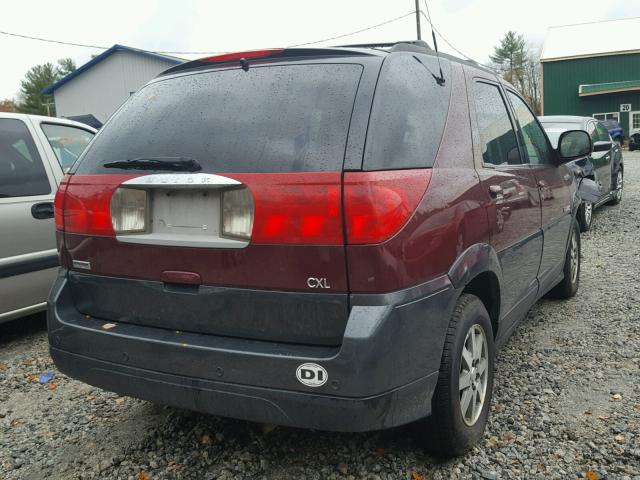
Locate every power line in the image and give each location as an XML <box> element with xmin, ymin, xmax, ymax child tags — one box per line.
<box><xmin>0</xmin><ymin>30</ymin><xmax>224</xmax><ymax>54</ymax></box>
<box><xmin>0</xmin><ymin>30</ymin><xmax>108</xmax><ymax>50</ymax></box>
<box><xmin>287</xmin><ymin>11</ymin><xmax>416</xmax><ymax>47</ymax></box>
<box><xmin>1</xmin><ymin>11</ymin><xmax>417</xmax><ymax>55</ymax></box>
<box><xmin>418</xmin><ymin>8</ymin><xmax>498</xmax><ymax>71</ymax></box>
<box><xmin>419</xmin><ymin>9</ymin><xmax>472</xmax><ymax>60</ymax></box>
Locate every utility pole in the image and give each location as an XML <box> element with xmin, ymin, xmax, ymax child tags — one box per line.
<box><xmin>415</xmin><ymin>0</ymin><xmax>422</xmax><ymax>40</ymax></box>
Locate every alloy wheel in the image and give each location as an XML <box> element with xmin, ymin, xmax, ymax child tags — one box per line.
<box><xmin>459</xmin><ymin>324</ymin><xmax>489</xmax><ymax>426</ymax></box>
<box><xmin>570</xmin><ymin>230</ymin><xmax>579</xmax><ymax>284</ymax></box>
<box><xmin>583</xmin><ymin>202</ymin><xmax>592</xmax><ymax>226</ymax></box>
<box><xmin>615</xmin><ymin>171</ymin><xmax>623</xmax><ymax>202</ymax></box>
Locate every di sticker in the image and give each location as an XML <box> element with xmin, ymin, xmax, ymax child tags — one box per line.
<box><xmin>295</xmin><ymin>363</ymin><xmax>328</xmax><ymax>387</ymax></box>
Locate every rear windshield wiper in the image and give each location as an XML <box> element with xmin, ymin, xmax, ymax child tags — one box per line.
<box><xmin>103</xmin><ymin>157</ymin><xmax>202</xmax><ymax>172</ymax></box>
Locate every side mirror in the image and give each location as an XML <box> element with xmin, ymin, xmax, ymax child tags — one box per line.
<box><xmin>593</xmin><ymin>140</ymin><xmax>613</xmax><ymax>152</ymax></box>
<box><xmin>557</xmin><ymin>130</ymin><xmax>593</xmax><ymax>163</ymax></box>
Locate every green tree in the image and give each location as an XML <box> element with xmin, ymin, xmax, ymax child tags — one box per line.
<box><xmin>0</xmin><ymin>99</ymin><xmax>18</xmax><ymax>112</ymax></box>
<box><xmin>17</xmin><ymin>58</ymin><xmax>76</xmax><ymax>116</ymax></box>
<box><xmin>523</xmin><ymin>48</ymin><xmax>542</xmax><ymax>115</ymax></box>
<box><xmin>490</xmin><ymin>31</ymin><xmax>527</xmax><ymax>90</ymax></box>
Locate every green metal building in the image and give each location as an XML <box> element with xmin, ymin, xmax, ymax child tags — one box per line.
<box><xmin>541</xmin><ymin>17</ymin><xmax>640</xmax><ymax>137</ymax></box>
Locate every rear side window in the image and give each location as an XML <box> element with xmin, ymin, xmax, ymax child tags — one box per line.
<box><xmin>76</xmin><ymin>64</ymin><xmax>363</xmax><ymax>174</ymax></box>
<box><xmin>595</xmin><ymin>122</ymin><xmax>611</xmax><ymax>142</ymax></box>
<box><xmin>586</xmin><ymin>122</ymin><xmax>597</xmax><ymax>142</ymax></box>
<box><xmin>364</xmin><ymin>54</ymin><xmax>451</xmax><ymax>170</ymax></box>
<box><xmin>472</xmin><ymin>82</ymin><xmax>520</xmax><ymax>166</ymax></box>
<box><xmin>40</xmin><ymin>123</ymin><xmax>94</xmax><ymax>171</ymax></box>
<box><xmin>0</xmin><ymin>119</ymin><xmax>51</xmax><ymax>198</ymax></box>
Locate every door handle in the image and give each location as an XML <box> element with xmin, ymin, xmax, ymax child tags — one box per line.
<box><xmin>489</xmin><ymin>185</ymin><xmax>503</xmax><ymax>198</ymax></box>
<box><xmin>31</xmin><ymin>202</ymin><xmax>54</xmax><ymax>220</ymax></box>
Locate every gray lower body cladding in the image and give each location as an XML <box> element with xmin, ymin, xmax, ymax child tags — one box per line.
<box><xmin>47</xmin><ymin>270</ymin><xmax>456</xmax><ymax>432</ymax></box>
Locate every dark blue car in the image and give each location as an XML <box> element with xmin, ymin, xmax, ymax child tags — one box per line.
<box><xmin>600</xmin><ymin>119</ymin><xmax>624</xmax><ymax>144</ymax></box>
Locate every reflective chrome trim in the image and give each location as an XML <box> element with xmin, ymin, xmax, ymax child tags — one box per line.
<box><xmin>122</xmin><ymin>173</ymin><xmax>241</xmax><ymax>189</ymax></box>
<box><xmin>0</xmin><ymin>302</ymin><xmax>47</xmax><ymax>322</ymax></box>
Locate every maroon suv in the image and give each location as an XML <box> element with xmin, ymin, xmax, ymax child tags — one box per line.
<box><xmin>49</xmin><ymin>42</ymin><xmax>592</xmax><ymax>455</ymax></box>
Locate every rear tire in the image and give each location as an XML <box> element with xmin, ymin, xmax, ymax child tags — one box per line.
<box><xmin>577</xmin><ymin>202</ymin><xmax>593</xmax><ymax>232</ymax></box>
<box><xmin>418</xmin><ymin>294</ymin><xmax>494</xmax><ymax>457</ymax></box>
<box><xmin>548</xmin><ymin>219</ymin><xmax>580</xmax><ymax>299</ymax></box>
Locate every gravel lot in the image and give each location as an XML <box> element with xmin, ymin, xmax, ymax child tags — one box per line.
<box><xmin>2</xmin><ymin>154</ymin><xmax>639</xmax><ymax>480</ymax></box>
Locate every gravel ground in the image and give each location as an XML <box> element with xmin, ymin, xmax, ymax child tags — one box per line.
<box><xmin>2</xmin><ymin>154</ymin><xmax>640</xmax><ymax>480</ymax></box>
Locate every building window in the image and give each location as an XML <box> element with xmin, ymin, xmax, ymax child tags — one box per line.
<box><xmin>593</xmin><ymin>112</ymin><xmax>619</xmax><ymax>122</ymax></box>
<box><xmin>632</xmin><ymin>112</ymin><xmax>640</xmax><ymax>130</ymax></box>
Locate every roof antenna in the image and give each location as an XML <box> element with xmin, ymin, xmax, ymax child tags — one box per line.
<box><xmin>424</xmin><ymin>0</ymin><xmax>445</xmax><ymax>86</ymax></box>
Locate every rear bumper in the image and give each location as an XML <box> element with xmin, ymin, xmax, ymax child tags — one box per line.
<box><xmin>51</xmin><ymin>347</ymin><xmax>438</xmax><ymax>431</ymax></box>
<box><xmin>48</xmin><ymin>270</ymin><xmax>457</xmax><ymax>432</ymax></box>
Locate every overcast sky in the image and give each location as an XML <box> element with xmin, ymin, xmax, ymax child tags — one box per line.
<box><xmin>2</xmin><ymin>0</ymin><xmax>639</xmax><ymax>100</ymax></box>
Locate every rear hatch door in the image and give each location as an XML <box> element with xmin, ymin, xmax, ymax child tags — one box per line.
<box><xmin>61</xmin><ymin>60</ymin><xmax>366</xmax><ymax>346</ymax></box>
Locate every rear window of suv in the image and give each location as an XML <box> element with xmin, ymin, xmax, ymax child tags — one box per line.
<box><xmin>75</xmin><ymin>64</ymin><xmax>363</xmax><ymax>174</ymax></box>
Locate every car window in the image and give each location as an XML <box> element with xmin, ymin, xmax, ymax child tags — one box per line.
<box><xmin>40</xmin><ymin>123</ymin><xmax>94</xmax><ymax>171</ymax></box>
<box><xmin>76</xmin><ymin>64</ymin><xmax>363</xmax><ymax>174</ymax></box>
<box><xmin>506</xmin><ymin>91</ymin><xmax>550</xmax><ymax>165</ymax></box>
<box><xmin>472</xmin><ymin>82</ymin><xmax>521</xmax><ymax>166</ymax></box>
<box><xmin>364</xmin><ymin>54</ymin><xmax>452</xmax><ymax>169</ymax></box>
<box><xmin>0</xmin><ymin>118</ymin><xmax>51</xmax><ymax>198</ymax></box>
<box><xmin>595</xmin><ymin>122</ymin><xmax>611</xmax><ymax>143</ymax></box>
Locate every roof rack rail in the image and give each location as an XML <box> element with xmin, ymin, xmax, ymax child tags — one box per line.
<box><xmin>334</xmin><ymin>40</ymin><xmax>433</xmax><ymax>53</ymax></box>
<box><xmin>334</xmin><ymin>42</ymin><xmax>397</xmax><ymax>49</ymax></box>
<box><xmin>390</xmin><ymin>40</ymin><xmax>433</xmax><ymax>54</ymax></box>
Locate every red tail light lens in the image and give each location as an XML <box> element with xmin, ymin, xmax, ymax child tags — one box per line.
<box><xmin>199</xmin><ymin>49</ymin><xmax>284</xmax><ymax>63</ymax></box>
<box><xmin>61</xmin><ymin>175</ymin><xmax>137</xmax><ymax>236</ymax></box>
<box><xmin>228</xmin><ymin>173</ymin><xmax>343</xmax><ymax>245</ymax></box>
<box><xmin>344</xmin><ymin>170</ymin><xmax>431</xmax><ymax>245</ymax></box>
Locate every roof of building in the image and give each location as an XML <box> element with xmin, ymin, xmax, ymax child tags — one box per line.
<box><xmin>579</xmin><ymin>79</ymin><xmax>640</xmax><ymax>96</ymax></box>
<box><xmin>42</xmin><ymin>44</ymin><xmax>184</xmax><ymax>94</ymax></box>
<box><xmin>540</xmin><ymin>17</ymin><xmax>640</xmax><ymax>62</ymax></box>
<box><xmin>64</xmin><ymin>114</ymin><xmax>103</xmax><ymax>129</ymax></box>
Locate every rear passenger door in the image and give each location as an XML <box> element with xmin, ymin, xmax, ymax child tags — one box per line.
<box><xmin>467</xmin><ymin>77</ymin><xmax>542</xmax><ymax>321</ymax></box>
<box><xmin>504</xmin><ymin>90</ymin><xmax>573</xmax><ymax>292</ymax></box>
<box><xmin>593</xmin><ymin>121</ymin><xmax>613</xmax><ymax>193</ymax></box>
<box><xmin>0</xmin><ymin>118</ymin><xmax>58</xmax><ymax>318</ymax></box>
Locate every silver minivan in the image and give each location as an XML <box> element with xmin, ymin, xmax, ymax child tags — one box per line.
<box><xmin>0</xmin><ymin>113</ymin><xmax>96</xmax><ymax>322</ymax></box>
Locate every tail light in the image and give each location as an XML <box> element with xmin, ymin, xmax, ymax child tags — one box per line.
<box><xmin>55</xmin><ymin>170</ymin><xmax>430</xmax><ymax>246</ymax></box>
<box><xmin>110</xmin><ymin>188</ymin><xmax>147</xmax><ymax>233</ymax></box>
<box><xmin>60</xmin><ymin>175</ymin><xmax>134</xmax><ymax>236</ymax></box>
<box><xmin>344</xmin><ymin>170</ymin><xmax>431</xmax><ymax>244</ymax></box>
<box><xmin>199</xmin><ymin>49</ymin><xmax>284</xmax><ymax>63</ymax></box>
<box><xmin>221</xmin><ymin>188</ymin><xmax>254</xmax><ymax>240</ymax></box>
<box><xmin>228</xmin><ymin>173</ymin><xmax>342</xmax><ymax>245</ymax></box>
